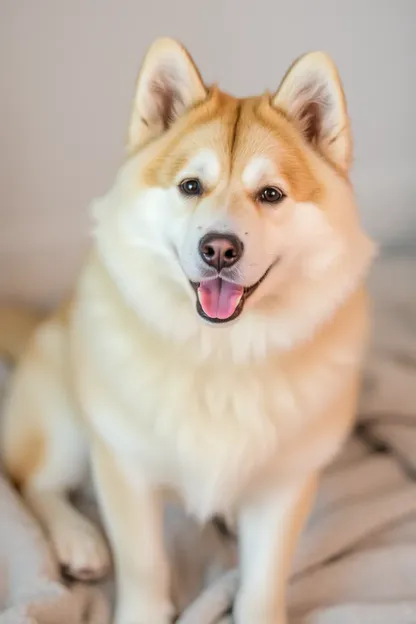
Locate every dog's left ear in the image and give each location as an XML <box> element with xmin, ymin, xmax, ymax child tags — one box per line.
<box><xmin>128</xmin><ymin>38</ymin><xmax>207</xmax><ymax>152</ymax></box>
<box><xmin>273</xmin><ymin>52</ymin><xmax>352</xmax><ymax>172</ymax></box>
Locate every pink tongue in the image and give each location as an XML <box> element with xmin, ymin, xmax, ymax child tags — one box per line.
<box><xmin>198</xmin><ymin>279</ymin><xmax>244</xmax><ymax>320</ymax></box>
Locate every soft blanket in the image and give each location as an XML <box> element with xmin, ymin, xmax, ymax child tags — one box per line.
<box><xmin>1</xmin><ymin>254</ymin><xmax>416</xmax><ymax>624</ymax></box>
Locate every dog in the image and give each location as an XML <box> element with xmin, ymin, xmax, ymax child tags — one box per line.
<box><xmin>0</xmin><ymin>38</ymin><xmax>375</xmax><ymax>624</ymax></box>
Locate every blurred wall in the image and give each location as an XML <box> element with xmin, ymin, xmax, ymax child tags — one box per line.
<box><xmin>1</xmin><ymin>0</ymin><xmax>415</xmax><ymax>306</ymax></box>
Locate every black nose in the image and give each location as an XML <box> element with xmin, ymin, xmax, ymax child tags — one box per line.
<box><xmin>198</xmin><ymin>233</ymin><xmax>244</xmax><ymax>271</ymax></box>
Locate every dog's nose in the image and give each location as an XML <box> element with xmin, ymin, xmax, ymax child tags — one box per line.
<box><xmin>199</xmin><ymin>233</ymin><xmax>244</xmax><ymax>271</ymax></box>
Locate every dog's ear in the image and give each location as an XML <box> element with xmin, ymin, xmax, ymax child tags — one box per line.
<box><xmin>273</xmin><ymin>52</ymin><xmax>352</xmax><ymax>172</ymax></box>
<box><xmin>128</xmin><ymin>38</ymin><xmax>207</xmax><ymax>152</ymax></box>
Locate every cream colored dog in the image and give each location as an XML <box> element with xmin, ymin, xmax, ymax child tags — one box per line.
<box><xmin>1</xmin><ymin>39</ymin><xmax>374</xmax><ymax>624</ymax></box>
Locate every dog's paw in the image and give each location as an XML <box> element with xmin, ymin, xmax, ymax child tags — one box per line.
<box><xmin>51</xmin><ymin>514</ymin><xmax>110</xmax><ymax>581</ymax></box>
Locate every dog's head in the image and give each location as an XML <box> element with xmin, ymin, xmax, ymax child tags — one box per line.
<box><xmin>94</xmin><ymin>39</ymin><xmax>374</xmax><ymax>356</ymax></box>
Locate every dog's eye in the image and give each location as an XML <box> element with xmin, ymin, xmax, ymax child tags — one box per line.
<box><xmin>258</xmin><ymin>186</ymin><xmax>285</xmax><ymax>204</ymax></box>
<box><xmin>179</xmin><ymin>178</ymin><xmax>203</xmax><ymax>196</ymax></box>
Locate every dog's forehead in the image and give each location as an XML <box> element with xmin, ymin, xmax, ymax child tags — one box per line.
<box><xmin>141</xmin><ymin>91</ymin><xmax>321</xmax><ymax>201</ymax></box>
<box><xmin>185</xmin><ymin>101</ymin><xmax>281</xmax><ymax>183</ymax></box>
<box><xmin>173</xmin><ymin>99</ymin><xmax>286</xmax><ymax>181</ymax></box>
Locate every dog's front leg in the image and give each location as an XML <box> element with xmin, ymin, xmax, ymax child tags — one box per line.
<box><xmin>91</xmin><ymin>440</ymin><xmax>174</xmax><ymax>624</ymax></box>
<box><xmin>234</xmin><ymin>474</ymin><xmax>317</xmax><ymax>624</ymax></box>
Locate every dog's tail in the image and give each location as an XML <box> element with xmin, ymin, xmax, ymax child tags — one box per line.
<box><xmin>0</xmin><ymin>306</ymin><xmax>43</xmax><ymax>363</ymax></box>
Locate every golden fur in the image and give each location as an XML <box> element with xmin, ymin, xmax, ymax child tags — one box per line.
<box><xmin>0</xmin><ymin>38</ymin><xmax>375</xmax><ymax>623</ymax></box>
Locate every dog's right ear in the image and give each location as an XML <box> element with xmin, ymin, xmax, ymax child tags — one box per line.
<box><xmin>128</xmin><ymin>38</ymin><xmax>207</xmax><ymax>152</ymax></box>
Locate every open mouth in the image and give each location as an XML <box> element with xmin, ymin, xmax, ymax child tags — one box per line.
<box><xmin>191</xmin><ymin>267</ymin><xmax>272</xmax><ymax>324</ymax></box>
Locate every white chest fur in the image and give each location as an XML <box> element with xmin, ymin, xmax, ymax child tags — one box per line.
<box><xmin>72</xmin><ymin>269</ymin><xmax>365</xmax><ymax>520</ymax></box>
